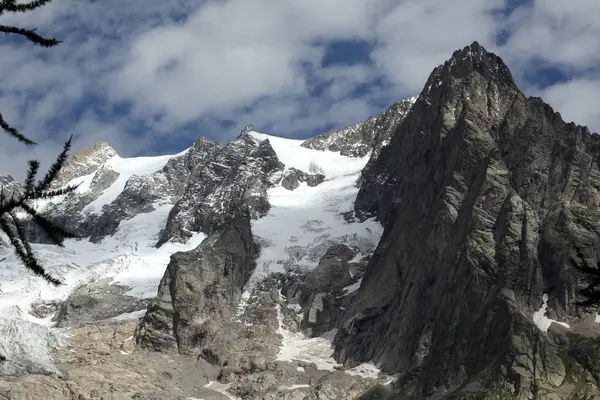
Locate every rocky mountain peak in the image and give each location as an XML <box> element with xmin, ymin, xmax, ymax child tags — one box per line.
<box><xmin>240</xmin><ymin>124</ymin><xmax>255</xmax><ymax>135</ymax></box>
<box><xmin>422</xmin><ymin>41</ymin><xmax>517</xmax><ymax>100</ymax></box>
<box><xmin>300</xmin><ymin>96</ymin><xmax>417</xmax><ymax>158</ymax></box>
<box><xmin>343</xmin><ymin>42</ymin><xmax>600</xmax><ymax>398</ymax></box>
<box><xmin>188</xmin><ymin>135</ymin><xmax>220</xmax><ymax>153</ymax></box>
<box><xmin>53</xmin><ymin>141</ymin><xmax>118</xmax><ymax>188</ymax></box>
<box><xmin>72</xmin><ymin>142</ymin><xmax>117</xmax><ymax>163</ymax></box>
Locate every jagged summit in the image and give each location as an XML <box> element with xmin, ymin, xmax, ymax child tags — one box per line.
<box><xmin>342</xmin><ymin>42</ymin><xmax>600</xmax><ymax>399</ymax></box>
<box><xmin>421</xmin><ymin>41</ymin><xmax>517</xmax><ymax>99</ymax></box>
<box><xmin>6</xmin><ymin>41</ymin><xmax>600</xmax><ymax>400</ymax></box>
<box><xmin>301</xmin><ymin>97</ymin><xmax>417</xmax><ymax>158</ymax></box>
<box><xmin>240</xmin><ymin>124</ymin><xmax>255</xmax><ymax>135</ymax></box>
<box><xmin>74</xmin><ymin>142</ymin><xmax>117</xmax><ymax>160</ymax></box>
<box><xmin>52</xmin><ymin>141</ymin><xmax>118</xmax><ymax>188</ymax></box>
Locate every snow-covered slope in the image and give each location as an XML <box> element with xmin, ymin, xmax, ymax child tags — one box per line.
<box><xmin>249</xmin><ymin>131</ymin><xmax>368</xmax><ymax>178</ymax></box>
<box><xmin>0</xmin><ymin>125</ymin><xmax>388</xmax><ymax>381</ymax></box>
<box><xmin>244</xmin><ymin>130</ymin><xmax>382</xmax><ymax>297</ymax></box>
<box><xmin>83</xmin><ymin>151</ymin><xmax>187</xmax><ymax>213</ymax></box>
<box><xmin>0</xmin><ymin>146</ymin><xmax>205</xmax><ymax>375</ymax></box>
<box><xmin>0</xmin><ymin>205</ymin><xmax>206</xmax><ymax>326</ymax></box>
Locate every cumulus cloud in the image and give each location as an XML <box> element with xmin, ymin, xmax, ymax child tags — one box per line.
<box><xmin>536</xmin><ymin>76</ymin><xmax>600</xmax><ymax>133</ymax></box>
<box><xmin>1</xmin><ymin>0</ymin><xmax>600</xmax><ymax>180</ymax></box>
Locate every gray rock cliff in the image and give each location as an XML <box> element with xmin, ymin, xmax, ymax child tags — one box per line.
<box><xmin>301</xmin><ymin>97</ymin><xmax>416</xmax><ymax>158</ymax></box>
<box><xmin>337</xmin><ymin>41</ymin><xmax>600</xmax><ymax>399</ymax></box>
<box><xmin>136</xmin><ymin>213</ymin><xmax>258</xmax><ymax>354</ymax></box>
<box><xmin>157</xmin><ymin>132</ymin><xmax>283</xmax><ymax>245</ymax></box>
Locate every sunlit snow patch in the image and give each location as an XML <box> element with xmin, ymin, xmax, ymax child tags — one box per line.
<box><xmin>275</xmin><ymin>303</ymin><xmax>342</xmax><ymax>371</ymax></box>
<box><xmin>533</xmin><ymin>294</ymin><xmax>570</xmax><ymax>332</ymax></box>
<box><xmin>344</xmin><ymin>362</ymin><xmax>382</xmax><ymax>379</ymax></box>
<box><xmin>239</xmin><ymin>130</ymin><xmax>383</xmax><ymax>311</ymax></box>
<box><xmin>341</xmin><ymin>278</ymin><xmax>363</xmax><ymax>296</ymax></box>
<box><xmin>281</xmin><ymin>384</ymin><xmax>311</xmax><ymax>390</ymax></box>
<box><xmin>83</xmin><ymin>150</ymin><xmax>186</xmax><ymax>214</ymax></box>
<box><xmin>113</xmin><ymin>309</ymin><xmax>147</xmax><ymax>321</ymax></box>
<box><xmin>248</xmin><ymin>131</ymin><xmax>368</xmax><ymax>178</ymax></box>
<box><xmin>204</xmin><ymin>381</ymin><xmax>240</xmax><ymax>400</ymax></box>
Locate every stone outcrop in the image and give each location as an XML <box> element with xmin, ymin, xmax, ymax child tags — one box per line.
<box><xmin>281</xmin><ymin>168</ymin><xmax>325</xmax><ymax>191</ymax></box>
<box><xmin>280</xmin><ymin>244</ymin><xmax>367</xmax><ymax>337</ymax></box>
<box><xmin>336</xmin><ymin>41</ymin><xmax>600</xmax><ymax>398</ymax></box>
<box><xmin>52</xmin><ymin>142</ymin><xmax>117</xmax><ymax>188</ymax></box>
<box><xmin>52</xmin><ymin>278</ymin><xmax>149</xmax><ymax>328</ymax></box>
<box><xmin>0</xmin><ymin>318</ymin><xmax>64</xmax><ymax>377</ymax></box>
<box><xmin>157</xmin><ymin>132</ymin><xmax>283</xmax><ymax>245</ymax></box>
<box><xmin>301</xmin><ymin>97</ymin><xmax>416</xmax><ymax>158</ymax></box>
<box><xmin>136</xmin><ymin>213</ymin><xmax>258</xmax><ymax>354</ymax></box>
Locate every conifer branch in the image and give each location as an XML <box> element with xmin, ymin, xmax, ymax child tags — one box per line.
<box><xmin>0</xmin><ymin>24</ymin><xmax>60</xmax><ymax>47</ymax></box>
<box><xmin>20</xmin><ymin>202</ymin><xmax>78</xmax><ymax>245</ymax></box>
<box><xmin>0</xmin><ymin>112</ymin><xmax>36</xmax><ymax>145</ymax></box>
<box><xmin>36</xmin><ymin>135</ymin><xmax>72</xmax><ymax>193</ymax></box>
<box><xmin>32</xmin><ymin>184</ymin><xmax>79</xmax><ymax>199</ymax></box>
<box><xmin>0</xmin><ymin>0</ymin><xmax>72</xmax><ymax>285</ymax></box>
<box><xmin>25</xmin><ymin>160</ymin><xmax>40</xmax><ymax>194</ymax></box>
<box><xmin>0</xmin><ymin>0</ymin><xmax>53</xmax><ymax>14</ymax></box>
<box><xmin>0</xmin><ymin>213</ymin><xmax>62</xmax><ymax>285</ymax></box>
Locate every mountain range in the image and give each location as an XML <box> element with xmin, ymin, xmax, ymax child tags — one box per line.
<box><xmin>1</xmin><ymin>42</ymin><xmax>600</xmax><ymax>400</ymax></box>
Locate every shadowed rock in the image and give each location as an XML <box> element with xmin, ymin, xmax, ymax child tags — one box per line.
<box><xmin>52</xmin><ymin>278</ymin><xmax>149</xmax><ymax>328</ymax></box>
<box><xmin>136</xmin><ymin>213</ymin><xmax>258</xmax><ymax>354</ymax></box>
<box><xmin>301</xmin><ymin>98</ymin><xmax>416</xmax><ymax>158</ymax></box>
<box><xmin>338</xmin><ymin>41</ymin><xmax>600</xmax><ymax>399</ymax></box>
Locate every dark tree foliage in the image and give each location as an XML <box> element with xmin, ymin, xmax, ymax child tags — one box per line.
<box><xmin>0</xmin><ymin>0</ymin><xmax>78</xmax><ymax>285</ymax></box>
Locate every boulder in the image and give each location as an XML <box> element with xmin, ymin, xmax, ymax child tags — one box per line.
<box><xmin>52</xmin><ymin>278</ymin><xmax>149</xmax><ymax>328</ymax></box>
<box><xmin>136</xmin><ymin>213</ymin><xmax>258</xmax><ymax>354</ymax></box>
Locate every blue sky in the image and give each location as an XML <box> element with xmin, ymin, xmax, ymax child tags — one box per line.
<box><xmin>1</xmin><ymin>0</ymin><xmax>600</xmax><ymax>179</ymax></box>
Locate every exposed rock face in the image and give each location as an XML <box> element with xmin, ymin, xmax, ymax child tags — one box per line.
<box><xmin>157</xmin><ymin>132</ymin><xmax>283</xmax><ymax>245</ymax></box>
<box><xmin>89</xmin><ymin>136</ymin><xmax>221</xmax><ymax>243</ymax></box>
<box><xmin>301</xmin><ymin>97</ymin><xmax>416</xmax><ymax>158</ymax></box>
<box><xmin>136</xmin><ymin>213</ymin><xmax>258</xmax><ymax>354</ymax></box>
<box><xmin>0</xmin><ymin>318</ymin><xmax>64</xmax><ymax>377</ymax></box>
<box><xmin>22</xmin><ymin>136</ymin><xmax>221</xmax><ymax>244</ymax></box>
<box><xmin>279</xmin><ymin>244</ymin><xmax>366</xmax><ymax>337</ymax></box>
<box><xmin>52</xmin><ymin>278</ymin><xmax>150</xmax><ymax>328</ymax></box>
<box><xmin>337</xmin><ymin>41</ymin><xmax>600</xmax><ymax>398</ymax></box>
<box><xmin>0</xmin><ymin>174</ymin><xmax>21</xmax><ymax>197</ymax></box>
<box><xmin>197</xmin><ymin>276</ymin><xmax>282</xmax><ymax>376</ymax></box>
<box><xmin>52</xmin><ymin>142</ymin><xmax>117</xmax><ymax>188</ymax></box>
<box><xmin>281</xmin><ymin>168</ymin><xmax>325</xmax><ymax>191</ymax></box>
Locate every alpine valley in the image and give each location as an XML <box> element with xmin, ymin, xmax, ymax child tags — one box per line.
<box><xmin>2</xmin><ymin>42</ymin><xmax>600</xmax><ymax>400</ymax></box>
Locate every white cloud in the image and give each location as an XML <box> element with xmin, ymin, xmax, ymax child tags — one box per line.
<box><xmin>502</xmin><ymin>0</ymin><xmax>600</xmax><ymax>71</ymax></box>
<box><xmin>1</xmin><ymin>0</ymin><xmax>600</xmax><ymax>181</ymax></box>
<box><xmin>536</xmin><ymin>77</ymin><xmax>600</xmax><ymax>134</ymax></box>
<box><xmin>371</xmin><ymin>0</ymin><xmax>506</xmax><ymax>93</ymax></box>
<box><xmin>110</xmin><ymin>0</ymin><xmax>378</xmax><ymax>123</ymax></box>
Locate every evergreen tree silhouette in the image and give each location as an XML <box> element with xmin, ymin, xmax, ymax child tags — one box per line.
<box><xmin>0</xmin><ymin>0</ymin><xmax>78</xmax><ymax>285</ymax></box>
